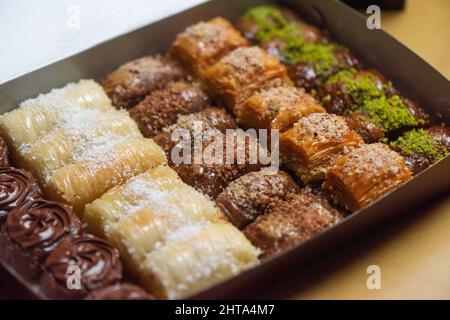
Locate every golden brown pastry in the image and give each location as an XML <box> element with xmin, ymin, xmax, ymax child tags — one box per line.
<box><xmin>169</xmin><ymin>17</ymin><xmax>248</xmax><ymax>76</ymax></box>
<box><xmin>45</xmin><ymin>135</ymin><xmax>167</xmax><ymax>214</ymax></box>
<box><xmin>203</xmin><ymin>46</ymin><xmax>291</xmax><ymax>110</ymax></box>
<box><xmin>280</xmin><ymin>113</ymin><xmax>364</xmax><ymax>183</ymax></box>
<box><xmin>216</xmin><ymin>168</ymin><xmax>300</xmax><ymax>229</ymax></box>
<box><xmin>102</xmin><ymin>55</ymin><xmax>185</xmax><ymax>108</ymax></box>
<box><xmin>323</xmin><ymin>143</ymin><xmax>413</xmax><ymax>212</ymax></box>
<box><xmin>139</xmin><ymin>223</ymin><xmax>260</xmax><ymax>299</ymax></box>
<box><xmin>128</xmin><ymin>81</ymin><xmax>210</xmax><ymax>137</ymax></box>
<box><xmin>236</xmin><ymin>86</ymin><xmax>325</xmax><ymax>132</ymax></box>
<box><xmin>244</xmin><ymin>188</ymin><xmax>343</xmax><ymax>258</ymax></box>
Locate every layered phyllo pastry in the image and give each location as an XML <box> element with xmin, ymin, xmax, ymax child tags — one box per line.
<box><xmin>139</xmin><ymin>223</ymin><xmax>259</xmax><ymax>299</ymax></box>
<box><xmin>323</xmin><ymin>143</ymin><xmax>413</xmax><ymax>211</ymax></box>
<box><xmin>0</xmin><ymin>80</ymin><xmax>167</xmax><ymax>214</ymax></box>
<box><xmin>0</xmin><ymin>167</ymin><xmax>41</xmax><ymax>223</ymax></box>
<box><xmin>236</xmin><ymin>6</ymin><xmax>359</xmax><ymax>92</ymax></box>
<box><xmin>204</xmin><ymin>46</ymin><xmax>291</xmax><ymax>109</ymax></box>
<box><xmin>102</xmin><ymin>55</ymin><xmax>185</xmax><ymax>109</ymax></box>
<box><xmin>0</xmin><ymin>80</ymin><xmax>111</xmax><ymax>160</ymax></box>
<box><xmin>244</xmin><ymin>188</ymin><xmax>343</xmax><ymax>258</ymax></box>
<box><xmin>41</xmin><ymin>235</ymin><xmax>123</xmax><ymax>300</ymax></box>
<box><xmin>84</xmin><ymin>165</ymin><xmax>259</xmax><ymax>299</ymax></box>
<box><xmin>154</xmin><ymin>107</ymin><xmax>262</xmax><ymax>197</ymax></box>
<box><xmin>216</xmin><ymin>168</ymin><xmax>300</xmax><ymax>229</ymax></box>
<box><xmin>236</xmin><ymin>86</ymin><xmax>325</xmax><ymax>132</ymax></box>
<box><xmin>390</xmin><ymin>126</ymin><xmax>450</xmax><ymax>174</ymax></box>
<box><xmin>280</xmin><ymin>113</ymin><xmax>364</xmax><ymax>183</ymax></box>
<box><xmin>170</xmin><ymin>17</ymin><xmax>248</xmax><ymax>76</ymax></box>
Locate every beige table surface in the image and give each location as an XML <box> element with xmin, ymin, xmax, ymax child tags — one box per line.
<box><xmin>260</xmin><ymin>0</ymin><xmax>450</xmax><ymax>300</ymax></box>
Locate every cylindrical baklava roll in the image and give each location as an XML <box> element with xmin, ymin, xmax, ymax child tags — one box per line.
<box><xmin>390</xmin><ymin>126</ymin><xmax>450</xmax><ymax>174</ymax></box>
<box><xmin>139</xmin><ymin>223</ymin><xmax>260</xmax><ymax>299</ymax></box>
<box><xmin>236</xmin><ymin>86</ymin><xmax>325</xmax><ymax>132</ymax></box>
<box><xmin>20</xmin><ymin>108</ymin><xmax>141</xmax><ymax>184</ymax></box>
<box><xmin>280</xmin><ymin>113</ymin><xmax>364</xmax><ymax>183</ymax></box>
<box><xmin>0</xmin><ymin>167</ymin><xmax>42</xmax><ymax>224</ymax></box>
<box><xmin>85</xmin><ymin>166</ymin><xmax>222</xmax><ymax>274</ymax></box>
<box><xmin>84</xmin><ymin>283</ymin><xmax>155</xmax><ymax>300</ymax></box>
<box><xmin>216</xmin><ymin>168</ymin><xmax>300</xmax><ymax>229</ymax></box>
<box><xmin>244</xmin><ymin>188</ymin><xmax>343</xmax><ymax>258</ymax></box>
<box><xmin>45</xmin><ymin>135</ymin><xmax>167</xmax><ymax>214</ymax></box>
<box><xmin>323</xmin><ymin>143</ymin><xmax>413</xmax><ymax>212</ymax></box>
<box><xmin>129</xmin><ymin>81</ymin><xmax>210</xmax><ymax>138</ymax></box>
<box><xmin>0</xmin><ymin>199</ymin><xmax>82</xmax><ymax>281</ymax></box>
<box><xmin>41</xmin><ymin>235</ymin><xmax>123</xmax><ymax>300</ymax></box>
<box><xmin>203</xmin><ymin>46</ymin><xmax>291</xmax><ymax>110</ymax></box>
<box><xmin>0</xmin><ymin>80</ymin><xmax>112</xmax><ymax>156</ymax></box>
<box><xmin>169</xmin><ymin>17</ymin><xmax>248</xmax><ymax>76</ymax></box>
<box><xmin>102</xmin><ymin>55</ymin><xmax>185</xmax><ymax>109</ymax></box>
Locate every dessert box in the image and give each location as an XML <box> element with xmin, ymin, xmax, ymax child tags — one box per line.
<box><xmin>0</xmin><ymin>0</ymin><xmax>449</xmax><ymax>299</ymax></box>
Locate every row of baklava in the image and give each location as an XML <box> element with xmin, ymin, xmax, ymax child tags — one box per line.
<box><xmin>0</xmin><ymin>80</ymin><xmax>259</xmax><ymax>299</ymax></box>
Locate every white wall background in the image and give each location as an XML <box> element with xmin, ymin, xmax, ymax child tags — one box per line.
<box><xmin>0</xmin><ymin>0</ymin><xmax>207</xmax><ymax>84</ymax></box>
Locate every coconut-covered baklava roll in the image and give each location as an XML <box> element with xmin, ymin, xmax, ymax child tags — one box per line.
<box><xmin>345</xmin><ymin>94</ymin><xmax>429</xmax><ymax>143</ymax></box>
<box><xmin>280</xmin><ymin>113</ymin><xmax>364</xmax><ymax>183</ymax></box>
<box><xmin>0</xmin><ymin>80</ymin><xmax>111</xmax><ymax>156</ymax></box>
<box><xmin>237</xmin><ymin>5</ymin><xmax>327</xmax><ymax>45</ymax></box>
<box><xmin>317</xmin><ymin>68</ymin><xmax>392</xmax><ymax>115</ymax></box>
<box><xmin>102</xmin><ymin>55</ymin><xmax>185</xmax><ymax>109</ymax></box>
<box><xmin>19</xmin><ymin>108</ymin><xmax>141</xmax><ymax>184</ymax></box>
<box><xmin>236</xmin><ymin>86</ymin><xmax>325</xmax><ymax>132</ymax></box>
<box><xmin>45</xmin><ymin>135</ymin><xmax>167</xmax><ymax>214</ymax></box>
<box><xmin>390</xmin><ymin>126</ymin><xmax>450</xmax><ymax>175</ymax></box>
<box><xmin>84</xmin><ymin>166</ymin><xmax>221</xmax><ymax>249</ymax></box>
<box><xmin>169</xmin><ymin>17</ymin><xmax>248</xmax><ymax>76</ymax></box>
<box><xmin>129</xmin><ymin>81</ymin><xmax>210</xmax><ymax>138</ymax></box>
<box><xmin>154</xmin><ymin>108</ymin><xmax>262</xmax><ymax>198</ymax></box>
<box><xmin>216</xmin><ymin>168</ymin><xmax>300</xmax><ymax>229</ymax></box>
<box><xmin>323</xmin><ymin>143</ymin><xmax>413</xmax><ymax>212</ymax></box>
<box><xmin>203</xmin><ymin>46</ymin><xmax>291</xmax><ymax>109</ymax></box>
<box><xmin>139</xmin><ymin>223</ymin><xmax>260</xmax><ymax>299</ymax></box>
<box><xmin>244</xmin><ymin>188</ymin><xmax>343</xmax><ymax>258</ymax></box>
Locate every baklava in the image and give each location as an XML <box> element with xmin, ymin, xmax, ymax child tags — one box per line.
<box><xmin>280</xmin><ymin>113</ymin><xmax>364</xmax><ymax>183</ymax></box>
<box><xmin>236</xmin><ymin>86</ymin><xmax>325</xmax><ymax>132</ymax></box>
<box><xmin>203</xmin><ymin>46</ymin><xmax>291</xmax><ymax>110</ymax></box>
<box><xmin>129</xmin><ymin>80</ymin><xmax>210</xmax><ymax>138</ymax></box>
<box><xmin>102</xmin><ymin>55</ymin><xmax>185</xmax><ymax>109</ymax></box>
<box><xmin>323</xmin><ymin>143</ymin><xmax>413</xmax><ymax>211</ymax></box>
<box><xmin>216</xmin><ymin>168</ymin><xmax>300</xmax><ymax>229</ymax></box>
<box><xmin>244</xmin><ymin>188</ymin><xmax>343</xmax><ymax>258</ymax></box>
<box><xmin>169</xmin><ymin>17</ymin><xmax>248</xmax><ymax>76</ymax></box>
